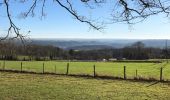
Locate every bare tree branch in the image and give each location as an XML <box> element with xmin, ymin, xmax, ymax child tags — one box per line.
<box><xmin>0</xmin><ymin>0</ymin><xmax>27</xmax><ymax>44</ymax></box>
<box><xmin>1</xmin><ymin>0</ymin><xmax>170</xmax><ymax>41</ymax></box>
<box><xmin>55</xmin><ymin>0</ymin><xmax>103</xmax><ymax>30</ymax></box>
<box><xmin>111</xmin><ymin>0</ymin><xmax>170</xmax><ymax>24</ymax></box>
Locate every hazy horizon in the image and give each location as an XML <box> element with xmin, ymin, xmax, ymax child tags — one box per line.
<box><xmin>30</xmin><ymin>37</ymin><xmax>170</xmax><ymax>40</ymax></box>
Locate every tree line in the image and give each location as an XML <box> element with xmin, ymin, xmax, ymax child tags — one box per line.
<box><xmin>0</xmin><ymin>41</ymin><xmax>169</xmax><ymax>61</ymax></box>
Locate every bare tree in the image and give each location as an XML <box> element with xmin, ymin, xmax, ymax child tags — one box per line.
<box><xmin>1</xmin><ymin>0</ymin><xmax>170</xmax><ymax>40</ymax></box>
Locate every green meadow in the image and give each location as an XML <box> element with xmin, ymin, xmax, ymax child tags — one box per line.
<box><xmin>0</xmin><ymin>72</ymin><xmax>170</xmax><ymax>100</ymax></box>
<box><xmin>1</xmin><ymin>60</ymin><xmax>170</xmax><ymax>80</ymax></box>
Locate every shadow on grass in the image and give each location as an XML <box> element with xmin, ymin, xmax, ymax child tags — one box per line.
<box><xmin>146</xmin><ymin>81</ymin><xmax>160</xmax><ymax>87</ymax></box>
<box><xmin>0</xmin><ymin>69</ymin><xmax>170</xmax><ymax>83</ymax></box>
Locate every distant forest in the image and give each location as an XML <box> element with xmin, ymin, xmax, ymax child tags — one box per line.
<box><xmin>0</xmin><ymin>40</ymin><xmax>169</xmax><ymax>61</ymax></box>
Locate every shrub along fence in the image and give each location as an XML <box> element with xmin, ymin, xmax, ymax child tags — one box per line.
<box><xmin>0</xmin><ymin>61</ymin><xmax>168</xmax><ymax>82</ymax></box>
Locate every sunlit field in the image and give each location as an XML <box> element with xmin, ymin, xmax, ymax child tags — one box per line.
<box><xmin>0</xmin><ymin>72</ymin><xmax>170</xmax><ymax>100</ymax></box>
<box><xmin>1</xmin><ymin>60</ymin><xmax>170</xmax><ymax>80</ymax></box>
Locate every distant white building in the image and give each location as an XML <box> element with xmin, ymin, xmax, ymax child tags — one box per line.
<box><xmin>109</xmin><ymin>58</ymin><xmax>117</xmax><ymax>61</ymax></box>
<box><xmin>116</xmin><ymin>57</ymin><xmax>126</xmax><ymax>60</ymax></box>
<box><xmin>102</xmin><ymin>59</ymin><xmax>107</xmax><ymax>62</ymax></box>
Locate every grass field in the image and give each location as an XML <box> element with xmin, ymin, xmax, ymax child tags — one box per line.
<box><xmin>0</xmin><ymin>72</ymin><xmax>170</xmax><ymax>100</ymax></box>
<box><xmin>0</xmin><ymin>60</ymin><xmax>170</xmax><ymax>80</ymax></box>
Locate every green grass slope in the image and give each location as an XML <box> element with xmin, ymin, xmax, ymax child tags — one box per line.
<box><xmin>0</xmin><ymin>72</ymin><xmax>170</xmax><ymax>100</ymax></box>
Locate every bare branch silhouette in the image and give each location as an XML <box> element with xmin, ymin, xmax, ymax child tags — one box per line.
<box><xmin>1</xmin><ymin>0</ymin><xmax>170</xmax><ymax>40</ymax></box>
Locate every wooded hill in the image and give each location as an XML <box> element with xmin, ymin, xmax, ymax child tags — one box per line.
<box><xmin>0</xmin><ymin>40</ymin><xmax>169</xmax><ymax>61</ymax></box>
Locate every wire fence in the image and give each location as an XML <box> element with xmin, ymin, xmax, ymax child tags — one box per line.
<box><xmin>0</xmin><ymin>61</ymin><xmax>170</xmax><ymax>82</ymax></box>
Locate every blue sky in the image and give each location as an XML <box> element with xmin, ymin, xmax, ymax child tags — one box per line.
<box><xmin>1</xmin><ymin>0</ymin><xmax>170</xmax><ymax>39</ymax></box>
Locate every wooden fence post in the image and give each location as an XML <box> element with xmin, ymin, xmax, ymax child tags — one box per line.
<box><xmin>55</xmin><ymin>65</ymin><xmax>56</xmax><ymax>73</ymax></box>
<box><xmin>43</xmin><ymin>63</ymin><xmax>45</xmax><ymax>74</ymax></box>
<box><xmin>136</xmin><ymin>69</ymin><xmax>138</xmax><ymax>78</ymax></box>
<box><xmin>3</xmin><ymin>61</ymin><xmax>5</xmax><ymax>70</ymax></box>
<box><xmin>66</xmin><ymin>63</ymin><xmax>69</xmax><ymax>75</ymax></box>
<box><xmin>124</xmin><ymin>66</ymin><xmax>126</xmax><ymax>79</ymax></box>
<box><xmin>93</xmin><ymin>65</ymin><xmax>96</xmax><ymax>77</ymax></box>
<box><xmin>21</xmin><ymin>62</ymin><xmax>23</xmax><ymax>72</ymax></box>
<box><xmin>160</xmin><ymin>67</ymin><xmax>163</xmax><ymax>81</ymax></box>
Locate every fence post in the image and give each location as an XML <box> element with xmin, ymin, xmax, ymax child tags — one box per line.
<box><xmin>93</xmin><ymin>65</ymin><xmax>96</xmax><ymax>77</ymax></box>
<box><xmin>55</xmin><ymin>65</ymin><xmax>56</xmax><ymax>73</ymax></box>
<box><xmin>66</xmin><ymin>63</ymin><xmax>69</xmax><ymax>75</ymax></box>
<box><xmin>160</xmin><ymin>67</ymin><xmax>163</xmax><ymax>81</ymax></box>
<box><xmin>124</xmin><ymin>66</ymin><xmax>126</xmax><ymax>79</ymax></box>
<box><xmin>21</xmin><ymin>62</ymin><xmax>23</xmax><ymax>72</ymax></box>
<box><xmin>43</xmin><ymin>63</ymin><xmax>45</xmax><ymax>74</ymax></box>
<box><xmin>136</xmin><ymin>69</ymin><xmax>138</xmax><ymax>78</ymax></box>
<box><xmin>3</xmin><ymin>61</ymin><xmax>5</xmax><ymax>70</ymax></box>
